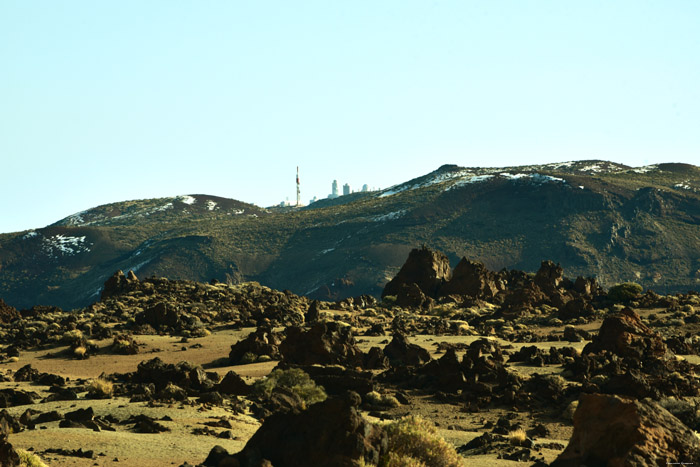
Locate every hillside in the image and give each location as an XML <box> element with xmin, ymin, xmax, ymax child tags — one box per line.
<box><xmin>1</xmin><ymin>160</ymin><xmax>700</xmax><ymax>309</ymax></box>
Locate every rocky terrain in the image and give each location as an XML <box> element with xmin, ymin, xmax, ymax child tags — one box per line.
<box><xmin>1</xmin><ymin>246</ymin><xmax>700</xmax><ymax>465</ymax></box>
<box><xmin>2</xmin><ymin>161</ymin><xmax>700</xmax><ymax>309</ymax></box>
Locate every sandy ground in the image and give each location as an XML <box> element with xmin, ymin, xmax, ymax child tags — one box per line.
<box><xmin>0</xmin><ymin>319</ymin><xmax>603</xmax><ymax>466</ymax></box>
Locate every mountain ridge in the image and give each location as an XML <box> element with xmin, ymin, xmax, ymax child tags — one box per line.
<box><xmin>2</xmin><ymin>160</ymin><xmax>700</xmax><ymax>309</ymax></box>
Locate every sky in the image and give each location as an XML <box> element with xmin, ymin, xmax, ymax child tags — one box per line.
<box><xmin>1</xmin><ymin>1</ymin><xmax>699</xmax><ymax>233</ymax></box>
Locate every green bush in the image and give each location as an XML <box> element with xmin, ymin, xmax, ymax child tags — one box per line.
<box><xmin>379</xmin><ymin>416</ymin><xmax>464</xmax><ymax>467</ymax></box>
<box><xmin>608</xmin><ymin>282</ymin><xmax>643</xmax><ymax>303</ymax></box>
<box><xmin>252</xmin><ymin>368</ymin><xmax>326</xmax><ymax>408</ymax></box>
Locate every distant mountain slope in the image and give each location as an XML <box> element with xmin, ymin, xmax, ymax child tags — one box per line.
<box><xmin>2</xmin><ymin>160</ymin><xmax>700</xmax><ymax>309</ymax></box>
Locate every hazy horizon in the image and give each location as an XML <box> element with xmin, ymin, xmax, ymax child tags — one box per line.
<box><xmin>2</xmin><ymin>2</ymin><xmax>699</xmax><ymax>233</ymax></box>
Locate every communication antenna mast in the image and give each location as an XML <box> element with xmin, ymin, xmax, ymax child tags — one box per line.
<box><xmin>296</xmin><ymin>166</ymin><xmax>300</xmax><ymax>207</ymax></box>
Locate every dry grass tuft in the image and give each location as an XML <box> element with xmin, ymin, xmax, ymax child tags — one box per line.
<box><xmin>508</xmin><ymin>428</ymin><xmax>527</xmax><ymax>445</ymax></box>
<box><xmin>17</xmin><ymin>449</ymin><xmax>49</xmax><ymax>467</ymax></box>
<box><xmin>88</xmin><ymin>378</ymin><xmax>114</xmax><ymax>398</ymax></box>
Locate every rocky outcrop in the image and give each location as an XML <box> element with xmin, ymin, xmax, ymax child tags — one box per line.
<box><xmin>203</xmin><ymin>391</ymin><xmax>387</xmax><ymax>467</ymax></box>
<box><xmin>584</xmin><ymin>307</ymin><xmax>666</xmax><ymax>359</ymax></box>
<box><xmin>229</xmin><ymin>327</ymin><xmax>283</xmax><ymax>364</ymax></box>
<box><xmin>101</xmin><ymin>270</ymin><xmax>139</xmax><ymax>300</ymax></box>
<box><xmin>280</xmin><ymin>322</ymin><xmax>364</xmax><ymax>367</ymax></box>
<box><xmin>383</xmin><ymin>333</ymin><xmax>431</xmax><ymax>367</ymax></box>
<box><xmin>0</xmin><ymin>417</ymin><xmax>20</xmax><ymax>466</ymax></box>
<box><xmin>552</xmin><ymin>393</ymin><xmax>700</xmax><ymax>466</ymax></box>
<box><xmin>382</xmin><ymin>246</ymin><xmax>451</xmax><ymax>299</ymax></box>
<box><xmin>0</xmin><ymin>300</ymin><xmax>19</xmax><ymax>324</ymax></box>
<box><xmin>439</xmin><ymin>258</ymin><xmax>502</xmax><ymax>299</ymax></box>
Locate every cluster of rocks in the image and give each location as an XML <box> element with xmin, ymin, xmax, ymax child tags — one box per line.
<box><xmin>563</xmin><ymin>308</ymin><xmax>700</xmax><ymax>401</ymax></box>
<box><xmin>113</xmin><ymin>357</ymin><xmax>247</xmax><ymax>405</ymax></box>
<box><xmin>0</xmin><ymin>270</ymin><xmax>322</xmax><ymax>354</ymax></box>
<box><xmin>382</xmin><ymin>246</ymin><xmax>605</xmax><ymax>320</ymax></box>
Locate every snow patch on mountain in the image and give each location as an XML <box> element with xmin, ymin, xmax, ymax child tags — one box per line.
<box><xmin>446</xmin><ymin>174</ymin><xmax>495</xmax><ymax>191</ymax></box>
<box><xmin>206</xmin><ymin>200</ymin><xmax>217</xmax><ymax>211</ymax></box>
<box><xmin>178</xmin><ymin>195</ymin><xmax>197</xmax><ymax>205</ymax></box>
<box><xmin>42</xmin><ymin>234</ymin><xmax>91</xmax><ymax>257</ymax></box>
<box><xmin>372</xmin><ymin>210</ymin><xmax>406</xmax><ymax>222</ymax></box>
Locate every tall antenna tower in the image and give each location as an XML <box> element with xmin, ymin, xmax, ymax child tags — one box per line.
<box><xmin>296</xmin><ymin>166</ymin><xmax>300</xmax><ymax>207</ymax></box>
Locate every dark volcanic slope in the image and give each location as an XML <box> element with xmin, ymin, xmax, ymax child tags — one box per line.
<box><xmin>1</xmin><ymin>160</ymin><xmax>700</xmax><ymax>309</ymax></box>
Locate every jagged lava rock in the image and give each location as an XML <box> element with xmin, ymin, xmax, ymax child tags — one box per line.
<box><xmin>382</xmin><ymin>246</ymin><xmax>451</xmax><ymax>299</ymax></box>
<box><xmin>584</xmin><ymin>307</ymin><xmax>666</xmax><ymax>359</ymax></box>
<box><xmin>439</xmin><ymin>258</ymin><xmax>503</xmax><ymax>299</ymax></box>
<box><xmin>101</xmin><ymin>270</ymin><xmax>139</xmax><ymax>300</ymax></box>
<box><xmin>552</xmin><ymin>393</ymin><xmax>700</xmax><ymax>466</ymax></box>
<box><xmin>204</xmin><ymin>391</ymin><xmax>387</xmax><ymax>467</ymax></box>
<box><xmin>229</xmin><ymin>326</ymin><xmax>283</xmax><ymax>364</ymax></box>
<box><xmin>280</xmin><ymin>322</ymin><xmax>364</xmax><ymax>366</ymax></box>
<box><xmin>383</xmin><ymin>333</ymin><xmax>431</xmax><ymax>367</ymax></box>
<box><xmin>0</xmin><ymin>300</ymin><xmax>20</xmax><ymax>324</ymax></box>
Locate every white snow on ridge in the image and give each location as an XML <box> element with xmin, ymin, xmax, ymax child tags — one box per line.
<box><xmin>206</xmin><ymin>200</ymin><xmax>217</xmax><ymax>211</ymax></box>
<box><xmin>379</xmin><ymin>169</ymin><xmax>474</xmax><ymax>198</ymax></box>
<box><xmin>23</xmin><ymin>231</ymin><xmax>38</xmax><ymax>239</ymax></box>
<box><xmin>446</xmin><ymin>174</ymin><xmax>494</xmax><ymax>191</ymax></box>
<box><xmin>372</xmin><ymin>210</ymin><xmax>406</xmax><ymax>222</ymax></box>
<box><xmin>178</xmin><ymin>195</ymin><xmax>197</xmax><ymax>205</ymax></box>
<box><xmin>41</xmin><ymin>234</ymin><xmax>91</xmax><ymax>257</ymax></box>
<box><xmin>631</xmin><ymin>165</ymin><xmax>658</xmax><ymax>174</ymax></box>
<box><xmin>63</xmin><ymin>211</ymin><xmax>87</xmax><ymax>226</ymax></box>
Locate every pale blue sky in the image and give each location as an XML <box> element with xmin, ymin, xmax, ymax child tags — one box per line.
<box><xmin>1</xmin><ymin>1</ymin><xmax>699</xmax><ymax>233</ymax></box>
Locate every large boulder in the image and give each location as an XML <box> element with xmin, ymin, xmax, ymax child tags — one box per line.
<box><xmin>552</xmin><ymin>393</ymin><xmax>700</xmax><ymax>466</ymax></box>
<box><xmin>229</xmin><ymin>326</ymin><xmax>283</xmax><ymax>364</ymax></box>
<box><xmin>0</xmin><ymin>300</ymin><xmax>20</xmax><ymax>324</ymax></box>
<box><xmin>203</xmin><ymin>391</ymin><xmax>387</xmax><ymax>467</ymax></box>
<box><xmin>100</xmin><ymin>270</ymin><xmax>139</xmax><ymax>300</ymax></box>
<box><xmin>534</xmin><ymin>260</ymin><xmax>564</xmax><ymax>293</ymax></box>
<box><xmin>584</xmin><ymin>307</ymin><xmax>666</xmax><ymax>359</ymax></box>
<box><xmin>382</xmin><ymin>246</ymin><xmax>451</xmax><ymax>299</ymax></box>
<box><xmin>0</xmin><ymin>417</ymin><xmax>20</xmax><ymax>466</ymax></box>
<box><xmin>280</xmin><ymin>322</ymin><xmax>364</xmax><ymax>367</ymax></box>
<box><xmin>383</xmin><ymin>333</ymin><xmax>431</xmax><ymax>367</ymax></box>
<box><xmin>439</xmin><ymin>258</ymin><xmax>502</xmax><ymax>299</ymax></box>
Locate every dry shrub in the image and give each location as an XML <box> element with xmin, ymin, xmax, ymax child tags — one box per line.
<box><xmin>17</xmin><ymin>449</ymin><xmax>49</xmax><ymax>467</ymax></box>
<box><xmin>88</xmin><ymin>378</ymin><xmax>113</xmax><ymax>398</ymax></box>
<box><xmin>380</xmin><ymin>415</ymin><xmax>464</xmax><ymax>467</ymax></box>
<box><xmin>508</xmin><ymin>428</ymin><xmax>527</xmax><ymax>445</ymax></box>
<box><xmin>62</xmin><ymin>329</ymin><xmax>83</xmax><ymax>344</ymax></box>
<box><xmin>73</xmin><ymin>346</ymin><xmax>87</xmax><ymax>358</ymax></box>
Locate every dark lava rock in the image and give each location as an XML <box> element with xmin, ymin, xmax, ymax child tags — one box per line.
<box><xmin>280</xmin><ymin>322</ymin><xmax>364</xmax><ymax>367</ymax></box>
<box><xmin>382</xmin><ymin>246</ymin><xmax>451</xmax><ymax>299</ymax></box>
<box><xmin>229</xmin><ymin>327</ymin><xmax>283</xmax><ymax>364</ymax></box>
<box><xmin>216</xmin><ymin>371</ymin><xmax>251</xmax><ymax>396</ymax></box>
<box><xmin>101</xmin><ymin>270</ymin><xmax>139</xmax><ymax>300</ymax></box>
<box><xmin>0</xmin><ymin>389</ymin><xmax>35</xmax><ymax>408</ymax></box>
<box><xmin>552</xmin><ymin>393</ymin><xmax>700</xmax><ymax>466</ymax></box>
<box><xmin>65</xmin><ymin>407</ymin><xmax>94</xmax><ymax>422</ymax></box>
<box><xmin>383</xmin><ymin>333</ymin><xmax>431</xmax><ymax>367</ymax></box>
<box><xmin>44</xmin><ymin>448</ymin><xmax>95</xmax><ymax>458</ymax></box>
<box><xmin>395</xmin><ymin>282</ymin><xmax>433</xmax><ymax>309</ymax></box>
<box><xmin>132</xmin><ymin>357</ymin><xmax>216</xmax><ymax>392</ymax></box>
<box><xmin>12</xmin><ymin>364</ymin><xmax>39</xmax><ymax>382</ymax></box>
<box><xmin>204</xmin><ymin>391</ymin><xmax>387</xmax><ymax>467</ymax></box>
<box><xmin>0</xmin><ymin>299</ymin><xmax>20</xmax><ymax>324</ymax></box>
<box><xmin>439</xmin><ymin>258</ymin><xmax>503</xmax><ymax>300</ymax></box>
<box><xmin>0</xmin><ymin>417</ymin><xmax>20</xmax><ymax>466</ymax></box>
<box><xmin>288</xmin><ymin>364</ymin><xmax>375</xmax><ymax>396</ymax></box>
<box><xmin>584</xmin><ymin>307</ymin><xmax>666</xmax><ymax>359</ymax></box>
